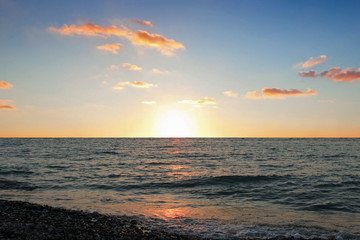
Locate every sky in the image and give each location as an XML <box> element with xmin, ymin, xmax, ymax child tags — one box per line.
<box><xmin>1</xmin><ymin>0</ymin><xmax>360</xmax><ymax>137</ymax></box>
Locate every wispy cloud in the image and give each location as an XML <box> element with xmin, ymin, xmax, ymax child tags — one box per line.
<box><xmin>97</xmin><ymin>43</ymin><xmax>122</xmax><ymax>54</ymax></box>
<box><xmin>49</xmin><ymin>22</ymin><xmax>185</xmax><ymax>56</ymax></box>
<box><xmin>298</xmin><ymin>55</ymin><xmax>327</xmax><ymax>68</ymax></box>
<box><xmin>0</xmin><ymin>99</ymin><xmax>15</xmax><ymax>109</ymax></box>
<box><xmin>223</xmin><ymin>91</ymin><xmax>238</xmax><ymax>97</ymax></box>
<box><xmin>0</xmin><ymin>81</ymin><xmax>13</xmax><ymax>89</ymax></box>
<box><xmin>246</xmin><ymin>88</ymin><xmax>317</xmax><ymax>99</ymax></box>
<box><xmin>299</xmin><ymin>67</ymin><xmax>360</xmax><ymax>82</ymax></box>
<box><xmin>122</xmin><ymin>63</ymin><xmax>142</xmax><ymax>71</ymax></box>
<box><xmin>152</xmin><ymin>68</ymin><xmax>169</xmax><ymax>74</ymax></box>
<box><xmin>131</xmin><ymin>19</ymin><xmax>153</xmax><ymax>27</ymax></box>
<box><xmin>245</xmin><ymin>90</ymin><xmax>262</xmax><ymax>99</ymax></box>
<box><xmin>48</xmin><ymin>23</ymin><xmax>129</xmax><ymax>38</ymax></box>
<box><xmin>113</xmin><ymin>81</ymin><xmax>154</xmax><ymax>90</ymax></box>
<box><xmin>141</xmin><ymin>101</ymin><xmax>157</xmax><ymax>104</ymax></box>
<box><xmin>178</xmin><ymin>97</ymin><xmax>216</xmax><ymax>105</ymax></box>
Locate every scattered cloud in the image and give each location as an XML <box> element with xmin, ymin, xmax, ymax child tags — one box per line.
<box><xmin>0</xmin><ymin>105</ymin><xmax>16</xmax><ymax>109</ymax></box>
<box><xmin>223</xmin><ymin>91</ymin><xmax>238</xmax><ymax>97</ymax></box>
<box><xmin>245</xmin><ymin>90</ymin><xmax>262</xmax><ymax>99</ymax></box>
<box><xmin>122</xmin><ymin>63</ymin><xmax>142</xmax><ymax>71</ymax></box>
<box><xmin>131</xmin><ymin>19</ymin><xmax>153</xmax><ymax>27</ymax></box>
<box><xmin>49</xmin><ymin>22</ymin><xmax>185</xmax><ymax>56</ymax></box>
<box><xmin>48</xmin><ymin>23</ymin><xmax>129</xmax><ymax>38</ymax></box>
<box><xmin>299</xmin><ymin>67</ymin><xmax>360</xmax><ymax>82</ymax></box>
<box><xmin>0</xmin><ymin>100</ymin><xmax>15</xmax><ymax>110</ymax></box>
<box><xmin>246</xmin><ymin>88</ymin><xmax>317</xmax><ymax>99</ymax></box>
<box><xmin>141</xmin><ymin>101</ymin><xmax>157</xmax><ymax>104</ymax></box>
<box><xmin>97</xmin><ymin>43</ymin><xmax>122</xmax><ymax>54</ymax></box>
<box><xmin>152</xmin><ymin>68</ymin><xmax>169</xmax><ymax>74</ymax></box>
<box><xmin>178</xmin><ymin>97</ymin><xmax>216</xmax><ymax>105</ymax></box>
<box><xmin>0</xmin><ymin>81</ymin><xmax>13</xmax><ymax>89</ymax></box>
<box><xmin>113</xmin><ymin>81</ymin><xmax>154</xmax><ymax>90</ymax></box>
<box><xmin>298</xmin><ymin>70</ymin><xmax>317</xmax><ymax>78</ymax></box>
<box><xmin>298</xmin><ymin>55</ymin><xmax>327</xmax><ymax>68</ymax></box>
<box><xmin>107</xmin><ymin>64</ymin><xmax>119</xmax><ymax>70</ymax></box>
<box><xmin>129</xmin><ymin>30</ymin><xmax>185</xmax><ymax>56</ymax></box>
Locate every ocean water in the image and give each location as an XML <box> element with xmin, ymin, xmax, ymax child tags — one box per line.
<box><xmin>0</xmin><ymin>138</ymin><xmax>359</xmax><ymax>239</ymax></box>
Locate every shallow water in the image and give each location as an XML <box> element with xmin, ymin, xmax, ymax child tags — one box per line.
<box><xmin>1</xmin><ymin>138</ymin><xmax>359</xmax><ymax>239</ymax></box>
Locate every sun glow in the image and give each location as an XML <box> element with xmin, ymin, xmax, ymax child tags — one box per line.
<box><xmin>156</xmin><ymin>110</ymin><xmax>196</xmax><ymax>137</ymax></box>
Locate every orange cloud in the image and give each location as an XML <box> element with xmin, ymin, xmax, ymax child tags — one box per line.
<box><xmin>0</xmin><ymin>105</ymin><xmax>16</xmax><ymax>109</ymax></box>
<box><xmin>0</xmin><ymin>81</ymin><xmax>13</xmax><ymax>89</ymax></box>
<box><xmin>152</xmin><ymin>68</ymin><xmax>169</xmax><ymax>74</ymax></box>
<box><xmin>131</xmin><ymin>19</ymin><xmax>153</xmax><ymax>27</ymax></box>
<box><xmin>245</xmin><ymin>90</ymin><xmax>262</xmax><ymax>99</ymax></box>
<box><xmin>300</xmin><ymin>55</ymin><xmax>327</xmax><ymax>68</ymax></box>
<box><xmin>97</xmin><ymin>43</ymin><xmax>122</xmax><ymax>54</ymax></box>
<box><xmin>178</xmin><ymin>97</ymin><xmax>216</xmax><ymax>105</ymax></box>
<box><xmin>320</xmin><ymin>67</ymin><xmax>360</xmax><ymax>82</ymax></box>
<box><xmin>141</xmin><ymin>101</ymin><xmax>157</xmax><ymax>104</ymax></box>
<box><xmin>48</xmin><ymin>23</ymin><xmax>129</xmax><ymax>38</ymax></box>
<box><xmin>223</xmin><ymin>91</ymin><xmax>238</xmax><ymax>97</ymax></box>
<box><xmin>262</xmin><ymin>88</ymin><xmax>317</xmax><ymax>98</ymax></box>
<box><xmin>129</xmin><ymin>30</ymin><xmax>185</xmax><ymax>55</ymax></box>
<box><xmin>122</xmin><ymin>63</ymin><xmax>142</xmax><ymax>71</ymax></box>
<box><xmin>246</xmin><ymin>88</ymin><xmax>317</xmax><ymax>99</ymax></box>
<box><xmin>299</xmin><ymin>67</ymin><xmax>360</xmax><ymax>82</ymax></box>
<box><xmin>49</xmin><ymin>22</ymin><xmax>185</xmax><ymax>56</ymax></box>
<box><xmin>0</xmin><ymin>100</ymin><xmax>15</xmax><ymax>109</ymax></box>
<box><xmin>114</xmin><ymin>81</ymin><xmax>154</xmax><ymax>89</ymax></box>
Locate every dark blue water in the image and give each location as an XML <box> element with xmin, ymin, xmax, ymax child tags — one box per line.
<box><xmin>1</xmin><ymin>138</ymin><xmax>359</xmax><ymax>239</ymax></box>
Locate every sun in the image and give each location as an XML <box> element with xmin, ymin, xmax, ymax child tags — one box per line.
<box><xmin>155</xmin><ymin>110</ymin><xmax>196</xmax><ymax>137</ymax></box>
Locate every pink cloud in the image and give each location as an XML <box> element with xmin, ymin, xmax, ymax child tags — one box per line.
<box><xmin>246</xmin><ymin>88</ymin><xmax>317</xmax><ymax>99</ymax></box>
<box><xmin>299</xmin><ymin>67</ymin><xmax>360</xmax><ymax>82</ymax></box>
<box><xmin>97</xmin><ymin>43</ymin><xmax>122</xmax><ymax>54</ymax></box>
<box><xmin>0</xmin><ymin>81</ymin><xmax>13</xmax><ymax>89</ymax></box>
<box><xmin>0</xmin><ymin>105</ymin><xmax>16</xmax><ymax>109</ymax></box>
<box><xmin>113</xmin><ymin>81</ymin><xmax>154</xmax><ymax>89</ymax></box>
<box><xmin>300</xmin><ymin>55</ymin><xmax>327</xmax><ymax>68</ymax></box>
<box><xmin>131</xmin><ymin>19</ymin><xmax>153</xmax><ymax>27</ymax></box>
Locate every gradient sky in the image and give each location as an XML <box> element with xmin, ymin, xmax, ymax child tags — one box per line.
<box><xmin>1</xmin><ymin>0</ymin><xmax>360</xmax><ymax>137</ymax></box>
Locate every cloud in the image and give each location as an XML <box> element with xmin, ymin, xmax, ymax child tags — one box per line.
<box><xmin>131</xmin><ymin>19</ymin><xmax>153</xmax><ymax>27</ymax></box>
<box><xmin>113</xmin><ymin>81</ymin><xmax>154</xmax><ymax>89</ymax></box>
<box><xmin>152</xmin><ymin>68</ymin><xmax>169</xmax><ymax>74</ymax></box>
<box><xmin>299</xmin><ymin>67</ymin><xmax>360</xmax><ymax>82</ymax></box>
<box><xmin>0</xmin><ymin>81</ymin><xmax>13</xmax><ymax>89</ymax></box>
<box><xmin>245</xmin><ymin>90</ymin><xmax>262</xmax><ymax>99</ymax></box>
<box><xmin>298</xmin><ymin>70</ymin><xmax>317</xmax><ymax>78</ymax></box>
<box><xmin>122</xmin><ymin>63</ymin><xmax>142</xmax><ymax>71</ymax></box>
<box><xmin>223</xmin><ymin>91</ymin><xmax>238</xmax><ymax>97</ymax></box>
<box><xmin>49</xmin><ymin>22</ymin><xmax>185</xmax><ymax>56</ymax></box>
<box><xmin>141</xmin><ymin>101</ymin><xmax>157</xmax><ymax>104</ymax></box>
<box><xmin>0</xmin><ymin>100</ymin><xmax>15</xmax><ymax>109</ymax></box>
<box><xmin>262</xmin><ymin>88</ymin><xmax>317</xmax><ymax>98</ymax></box>
<box><xmin>246</xmin><ymin>88</ymin><xmax>317</xmax><ymax>99</ymax></box>
<box><xmin>129</xmin><ymin>30</ymin><xmax>185</xmax><ymax>56</ymax></box>
<box><xmin>48</xmin><ymin>23</ymin><xmax>129</xmax><ymax>38</ymax></box>
<box><xmin>97</xmin><ymin>43</ymin><xmax>122</xmax><ymax>54</ymax></box>
<box><xmin>178</xmin><ymin>97</ymin><xmax>216</xmax><ymax>105</ymax></box>
<box><xmin>300</xmin><ymin>55</ymin><xmax>327</xmax><ymax>68</ymax></box>
<box><xmin>0</xmin><ymin>105</ymin><xmax>16</xmax><ymax>109</ymax></box>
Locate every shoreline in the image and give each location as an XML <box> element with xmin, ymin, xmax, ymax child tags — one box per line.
<box><xmin>0</xmin><ymin>199</ymin><xmax>341</xmax><ymax>240</ymax></box>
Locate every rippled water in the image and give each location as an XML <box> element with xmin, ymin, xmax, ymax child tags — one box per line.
<box><xmin>1</xmin><ymin>138</ymin><xmax>359</xmax><ymax>239</ymax></box>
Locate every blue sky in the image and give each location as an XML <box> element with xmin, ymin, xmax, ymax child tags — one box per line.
<box><xmin>1</xmin><ymin>0</ymin><xmax>360</xmax><ymax>137</ymax></box>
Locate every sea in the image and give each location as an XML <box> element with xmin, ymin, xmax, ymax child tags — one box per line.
<box><xmin>0</xmin><ymin>138</ymin><xmax>359</xmax><ymax>239</ymax></box>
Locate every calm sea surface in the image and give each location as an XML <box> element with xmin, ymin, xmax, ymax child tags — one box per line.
<box><xmin>1</xmin><ymin>138</ymin><xmax>359</xmax><ymax>239</ymax></box>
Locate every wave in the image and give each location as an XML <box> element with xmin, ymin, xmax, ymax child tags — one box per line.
<box><xmin>0</xmin><ymin>170</ymin><xmax>34</xmax><ymax>175</ymax></box>
<box><xmin>0</xmin><ymin>178</ymin><xmax>38</xmax><ymax>191</ymax></box>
